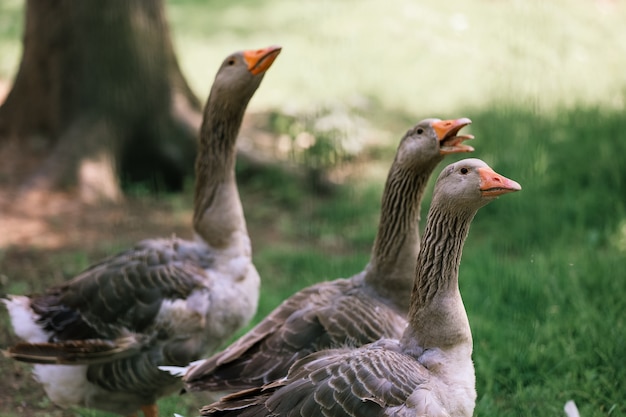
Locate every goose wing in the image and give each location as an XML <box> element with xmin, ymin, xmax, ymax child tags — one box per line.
<box><xmin>184</xmin><ymin>277</ymin><xmax>407</xmax><ymax>391</ymax></box>
<box><xmin>201</xmin><ymin>341</ymin><xmax>429</xmax><ymax>417</ymax></box>
<box><xmin>30</xmin><ymin>238</ymin><xmax>213</xmax><ymax>343</ymax></box>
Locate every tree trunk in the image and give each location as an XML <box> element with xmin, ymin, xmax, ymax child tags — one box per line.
<box><xmin>0</xmin><ymin>0</ymin><xmax>201</xmax><ymax>202</ymax></box>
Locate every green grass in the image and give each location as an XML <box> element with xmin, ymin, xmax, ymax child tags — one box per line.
<box><xmin>239</xmin><ymin>101</ymin><xmax>626</xmax><ymax>416</ymax></box>
<box><xmin>1</xmin><ymin>0</ymin><xmax>626</xmax><ymax>416</ymax></box>
<box><xmin>448</xmin><ymin>104</ymin><xmax>625</xmax><ymax>416</ymax></box>
<box><xmin>466</xmin><ymin>106</ymin><xmax>626</xmax><ymax>417</ymax></box>
<box><xmin>245</xmin><ymin>105</ymin><xmax>626</xmax><ymax>417</ymax></box>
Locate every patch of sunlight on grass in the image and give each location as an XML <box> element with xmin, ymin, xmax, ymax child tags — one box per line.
<box><xmin>0</xmin><ymin>0</ymin><xmax>23</xmax><ymax>79</ymax></box>
<box><xmin>165</xmin><ymin>0</ymin><xmax>626</xmax><ymax>116</ymax></box>
<box><xmin>2</xmin><ymin>0</ymin><xmax>626</xmax><ymax>117</ymax></box>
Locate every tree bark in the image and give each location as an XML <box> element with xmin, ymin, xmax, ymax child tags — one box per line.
<box><xmin>0</xmin><ymin>0</ymin><xmax>201</xmax><ymax>202</ymax></box>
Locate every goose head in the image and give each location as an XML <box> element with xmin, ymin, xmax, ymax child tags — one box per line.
<box><xmin>395</xmin><ymin>118</ymin><xmax>474</xmax><ymax>168</ymax></box>
<box><xmin>433</xmin><ymin>158</ymin><xmax>522</xmax><ymax>211</ymax></box>
<box><xmin>210</xmin><ymin>45</ymin><xmax>282</xmax><ymax>105</ymax></box>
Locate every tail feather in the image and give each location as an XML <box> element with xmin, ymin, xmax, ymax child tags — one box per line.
<box><xmin>159</xmin><ymin>358</ymin><xmax>205</xmax><ymax>378</ymax></box>
<box><xmin>3</xmin><ymin>336</ymin><xmax>141</xmax><ymax>365</ymax></box>
<box><xmin>158</xmin><ymin>365</ymin><xmax>190</xmax><ymax>377</ymax></box>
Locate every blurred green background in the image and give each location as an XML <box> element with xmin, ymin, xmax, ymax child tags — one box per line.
<box><xmin>0</xmin><ymin>0</ymin><xmax>624</xmax><ymax>416</ymax></box>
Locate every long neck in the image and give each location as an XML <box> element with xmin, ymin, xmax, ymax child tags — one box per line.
<box><xmin>192</xmin><ymin>94</ymin><xmax>249</xmax><ymax>249</ymax></box>
<box><xmin>364</xmin><ymin>159</ymin><xmax>439</xmax><ymax>312</ymax></box>
<box><xmin>402</xmin><ymin>202</ymin><xmax>476</xmax><ymax>350</ymax></box>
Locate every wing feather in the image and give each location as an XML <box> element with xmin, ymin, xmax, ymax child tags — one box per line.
<box><xmin>31</xmin><ymin>238</ymin><xmax>212</xmax><ymax>341</ymax></box>
<box><xmin>201</xmin><ymin>343</ymin><xmax>429</xmax><ymax>417</ymax></box>
<box><xmin>185</xmin><ymin>276</ymin><xmax>408</xmax><ymax>392</ymax></box>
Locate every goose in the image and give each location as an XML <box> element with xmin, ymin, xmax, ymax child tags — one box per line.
<box><xmin>176</xmin><ymin>117</ymin><xmax>475</xmax><ymax>392</ymax></box>
<box><xmin>200</xmin><ymin>158</ymin><xmax>521</xmax><ymax>417</ymax></box>
<box><xmin>1</xmin><ymin>45</ymin><xmax>281</xmax><ymax>417</ymax></box>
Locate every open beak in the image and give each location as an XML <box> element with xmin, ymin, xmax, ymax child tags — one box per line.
<box><xmin>478</xmin><ymin>167</ymin><xmax>522</xmax><ymax>197</ymax></box>
<box><xmin>432</xmin><ymin>118</ymin><xmax>475</xmax><ymax>155</ymax></box>
<box><xmin>243</xmin><ymin>45</ymin><xmax>282</xmax><ymax>75</ymax></box>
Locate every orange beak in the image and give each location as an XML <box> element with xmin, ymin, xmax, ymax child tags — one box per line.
<box><xmin>432</xmin><ymin>118</ymin><xmax>475</xmax><ymax>155</ymax></box>
<box><xmin>243</xmin><ymin>45</ymin><xmax>282</xmax><ymax>75</ymax></box>
<box><xmin>478</xmin><ymin>167</ymin><xmax>522</xmax><ymax>197</ymax></box>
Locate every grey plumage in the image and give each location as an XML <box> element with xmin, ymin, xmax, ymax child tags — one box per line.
<box><xmin>200</xmin><ymin>158</ymin><xmax>521</xmax><ymax>417</ymax></box>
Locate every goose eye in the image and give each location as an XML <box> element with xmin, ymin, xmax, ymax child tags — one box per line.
<box><xmin>460</xmin><ymin>167</ymin><xmax>469</xmax><ymax>175</ymax></box>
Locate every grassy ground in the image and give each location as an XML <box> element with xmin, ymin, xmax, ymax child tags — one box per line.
<box><xmin>1</xmin><ymin>0</ymin><xmax>625</xmax><ymax>416</ymax></box>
